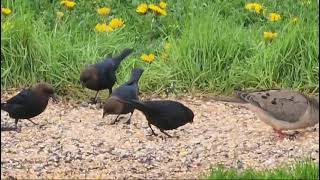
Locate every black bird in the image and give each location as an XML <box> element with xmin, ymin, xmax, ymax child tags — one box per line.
<box><xmin>80</xmin><ymin>48</ymin><xmax>133</xmax><ymax>103</ymax></box>
<box><xmin>103</xmin><ymin>68</ymin><xmax>144</xmax><ymax>124</ymax></box>
<box><xmin>115</xmin><ymin>99</ymin><xmax>194</xmax><ymax>137</ymax></box>
<box><xmin>1</xmin><ymin>83</ymin><xmax>58</xmax><ymax>131</ymax></box>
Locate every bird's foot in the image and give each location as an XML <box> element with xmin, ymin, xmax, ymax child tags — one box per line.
<box><xmin>89</xmin><ymin>98</ymin><xmax>98</xmax><ymax>104</ymax></box>
<box><xmin>27</xmin><ymin>119</ymin><xmax>38</xmax><ymax>126</ymax></box>
<box><xmin>273</xmin><ymin>128</ymin><xmax>295</xmax><ymax>140</ymax></box>
<box><xmin>287</xmin><ymin>131</ymin><xmax>299</xmax><ymax>140</ymax></box>
<box><xmin>38</xmin><ymin>124</ymin><xmax>47</xmax><ymax>130</ymax></box>
<box><xmin>160</xmin><ymin>130</ymin><xmax>173</xmax><ymax>138</ymax></box>
<box><xmin>147</xmin><ymin>132</ymin><xmax>158</xmax><ymax>137</ymax></box>
<box><xmin>15</xmin><ymin>126</ymin><xmax>22</xmax><ymax>133</ymax></box>
<box><xmin>124</xmin><ymin>119</ymin><xmax>131</xmax><ymax>125</ymax></box>
<box><xmin>109</xmin><ymin>119</ymin><xmax>117</xmax><ymax>125</ymax></box>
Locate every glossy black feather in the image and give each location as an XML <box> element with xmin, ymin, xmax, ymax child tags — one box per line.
<box><xmin>116</xmin><ymin>99</ymin><xmax>194</xmax><ymax>135</ymax></box>
<box><xmin>1</xmin><ymin>83</ymin><xmax>56</xmax><ymax>129</ymax></box>
<box><xmin>103</xmin><ymin>68</ymin><xmax>144</xmax><ymax>123</ymax></box>
<box><xmin>80</xmin><ymin>48</ymin><xmax>133</xmax><ymax>101</ymax></box>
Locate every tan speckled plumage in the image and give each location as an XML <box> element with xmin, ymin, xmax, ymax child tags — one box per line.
<box><xmin>215</xmin><ymin>89</ymin><xmax>319</xmax><ymax>137</ymax></box>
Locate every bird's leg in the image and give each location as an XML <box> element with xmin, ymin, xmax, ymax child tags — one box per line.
<box><xmin>90</xmin><ymin>91</ymin><xmax>99</xmax><ymax>104</ymax></box>
<box><xmin>125</xmin><ymin>111</ymin><xmax>134</xmax><ymax>124</ymax></box>
<box><xmin>14</xmin><ymin>119</ymin><xmax>21</xmax><ymax>132</ymax></box>
<box><xmin>148</xmin><ymin>123</ymin><xmax>157</xmax><ymax>136</ymax></box>
<box><xmin>14</xmin><ymin>119</ymin><xmax>19</xmax><ymax>129</ymax></box>
<box><xmin>110</xmin><ymin>114</ymin><xmax>121</xmax><ymax>125</ymax></box>
<box><xmin>27</xmin><ymin>119</ymin><xmax>38</xmax><ymax>125</ymax></box>
<box><xmin>273</xmin><ymin>128</ymin><xmax>290</xmax><ymax>140</ymax></box>
<box><xmin>160</xmin><ymin>129</ymin><xmax>173</xmax><ymax>138</ymax></box>
<box><xmin>108</xmin><ymin>89</ymin><xmax>112</xmax><ymax>97</ymax></box>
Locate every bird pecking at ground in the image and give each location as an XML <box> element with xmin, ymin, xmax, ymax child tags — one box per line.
<box><xmin>115</xmin><ymin>98</ymin><xmax>194</xmax><ymax>138</ymax></box>
<box><xmin>102</xmin><ymin>68</ymin><xmax>144</xmax><ymax>124</ymax></box>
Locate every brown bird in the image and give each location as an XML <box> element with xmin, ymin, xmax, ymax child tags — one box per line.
<box><xmin>115</xmin><ymin>99</ymin><xmax>194</xmax><ymax>137</ymax></box>
<box><xmin>103</xmin><ymin>68</ymin><xmax>144</xmax><ymax>124</ymax></box>
<box><xmin>213</xmin><ymin>89</ymin><xmax>319</xmax><ymax>139</ymax></box>
<box><xmin>1</xmin><ymin>83</ymin><xmax>58</xmax><ymax>131</ymax></box>
<box><xmin>80</xmin><ymin>48</ymin><xmax>133</xmax><ymax>103</ymax></box>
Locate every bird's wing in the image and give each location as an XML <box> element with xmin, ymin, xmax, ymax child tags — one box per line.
<box><xmin>6</xmin><ymin>89</ymin><xmax>33</xmax><ymax>105</ymax></box>
<box><xmin>112</xmin><ymin>85</ymin><xmax>138</xmax><ymax>100</ymax></box>
<box><xmin>237</xmin><ymin>89</ymin><xmax>309</xmax><ymax>123</ymax></box>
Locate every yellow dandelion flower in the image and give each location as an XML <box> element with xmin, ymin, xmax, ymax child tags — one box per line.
<box><xmin>245</xmin><ymin>3</ymin><xmax>255</xmax><ymax>10</ymax></box>
<box><xmin>253</xmin><ymin>3</ymin><xmax>263</xmax><ymax>13</ymax></box>
<box><xmin>269</xmin><ymin>13</ymin><xmax>281</xmax><ymax>22</ymax></box>
<box><xmin>95</xmin><ymin>23</ymin><xmax>108</xmax><ymax>32</ymax></box>
<box><xmin>245</xmin><ymin>3</ymin><xmax>263</xmax><ymax>14</ymax></box>
<box><xmin>106</xmin><ymin>25</ymin><xmax>113</xmax><ymax>32</ymax></box>
<box><xmin>97</xmin><ymin>7</ymin><xmax>111</xmax><ymax>16</ymax></box>
<box><xmin>56</xmin><ymin>11</ymin><xmax>64</xmax><ymax>18</ymax></box>
<box><xmin>109</xmin><ymin>18</ymin><xmax>124</xmax><ymax>29</ymax></box>
<box><xmin>60</xmin><ymin>1</ymin><xmax>76</xmax><ymax>9</ymax></box>
<box><xmin>141</xmin><ymin>53</ymin><xmax>155</xmax><ymax>62</ymax></box>
<box><xmin>136</xmin><ymin>3</ymin><xmax>148</xmax><ymax>14</ymax></box>
<box><xmin>263</xmin><ymin>31</ymin><xmax>278</xmax><ymax>42</ymax></box>
<box><xmin>1</xmin><ymin>7</ymin><xmax>12</xmax><ymax>16</ymax></box>
<box><xmin>159</xmin><ymin>1</ymin><xmax>167</xmax><ymax>9</ymax></box>
<box><xmin>1</xmin><ymin>21</ymin><xmax>14</xmax><ymax>31</ymax></box>
<box><xmin>149</xmin><ymin>4</ymin><xmax>167</xmax><ymax>16</ymax></box>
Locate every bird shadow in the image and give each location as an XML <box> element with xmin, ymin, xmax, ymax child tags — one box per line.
<box><xmin>1</xmin><ymin>126</ymin><xmax>18</xmax><ymax>132</ymax></box>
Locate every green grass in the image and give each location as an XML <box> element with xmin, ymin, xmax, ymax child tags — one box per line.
<box><xmin>1</xmin><ymin>0</ymin><xmax>319</xmax><ymax>98</ymax></box>
<box><xmin>207</xmin><ymin>160</ymin><xmax>319</xmax><ymax>179</ymax></box>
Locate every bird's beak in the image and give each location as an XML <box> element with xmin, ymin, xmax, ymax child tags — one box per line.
<box><xmin>51</xmin><ymin>94</ymin><xmax>59</xmax><ymax>103</ymax></box>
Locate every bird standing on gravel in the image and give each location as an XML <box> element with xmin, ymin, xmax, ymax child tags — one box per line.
<box><xmin>215</xmin><ymin>89</ymin><xmax>319</xmax><ymax>139</ymax></box>
<box><xmin>115</xmin><ymin>99</ymin><xmax>194</xmax><ymax>137</ymax></box>
<box><xmin>1</xmin><ymin>83</ymin><xmax>58</xmax><ymax>131</ymax></box>
<box><xmin>102</xmin><ymin>68</ymin><xmax>144</xmax><ymax>124</ymax></box>
<box><xmin>80</xmin><ymin>48</ymin><xmax>133</xmax><ymax>103</ymax></box>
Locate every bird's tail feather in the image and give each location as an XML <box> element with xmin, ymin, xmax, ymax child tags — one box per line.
<box><xmin>209</xmin><ymin>95</ymin><xmax>247</xmax><ymax>104</ymax></box>
<box><xmin>1</xmin><ymin>102</ymin><xmax>8</xmax><ymax>111</ymax></box>
<box><xmin>115</xmin><ymin>98</ymin><xmax>151</xmax><ymax>112</ymax></box>
<box><xmin>113</xmin><ymin>48</ymin><xmax>133</xmax><ymax>69</ymax></box>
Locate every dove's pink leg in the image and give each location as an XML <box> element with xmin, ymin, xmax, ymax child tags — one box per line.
<box><xmin>272</xmin><ymin>128</ymin><xmax>288</xmax><ymax>140</ymax></box>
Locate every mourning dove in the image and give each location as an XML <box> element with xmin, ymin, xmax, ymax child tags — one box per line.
<box><xmin>214</xmin><ymin>89</ymin><xmax>319</xmax><ymax>139</ymax></box>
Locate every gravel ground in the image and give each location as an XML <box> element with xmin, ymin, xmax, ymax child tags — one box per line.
<box><xmin>1</xmin><ymin>91</ymin><xmax>319</xmax><ymax>179</ymax></box>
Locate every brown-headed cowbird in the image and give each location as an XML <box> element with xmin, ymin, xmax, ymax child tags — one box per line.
<box><xmin>115</xmin><ymin>99</ymin><xmax>194</xmax><ymax>137</ymax></box>
<box><xmin>80</xmin><ymin>48</ymin><xmax>133</xmax><ymax>103</ymax></box>
<box><xmin>103</xmin><ymin>68</ymin><xmax>144</xmax><ymax>124</ymax></box>
<box><xmin>214</xmin><ymin>89</ymin><xmax>319</xmax><ymax>139</ymax></box>
<box><xmin>1</xmin><ymin>83</ymin><xmax>58</xmax><ymax>131</ymax></box>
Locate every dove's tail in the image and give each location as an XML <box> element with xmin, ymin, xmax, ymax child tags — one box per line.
<box><xmin>210</xmin><ymin>91</ymin><xmax>249</xmax><ymax>104</ymax></box>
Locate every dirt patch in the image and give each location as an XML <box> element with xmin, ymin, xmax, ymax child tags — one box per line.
<box><xmin>1</xmin><ymin>92</ymin><xmax>319</xmax><ymax>179</ymax></box>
